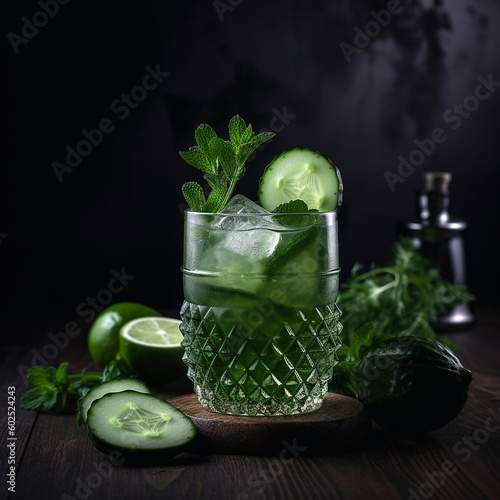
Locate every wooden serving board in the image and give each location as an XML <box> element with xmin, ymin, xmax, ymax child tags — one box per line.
<box><xmin>168</xmin><ymin>392</ymin><xmax>371</xmax><ymax>455</ymax></box>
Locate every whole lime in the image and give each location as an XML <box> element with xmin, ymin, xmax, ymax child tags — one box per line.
<box><xmin>88</xmin><ymin>302</ymin><xmax>162</xmax><ymax>368</ymax></box>
<box><xmin>356</xmin><ymin>336</ymin><xmax>473</xmax><ymax>433</ymax></box>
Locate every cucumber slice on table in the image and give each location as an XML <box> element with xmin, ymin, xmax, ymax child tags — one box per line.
<box><xmin>87</xmin><ymin>390</ymin><xmax>196</xmax><ymax>461</ymax></box>
<box><xmin>78</xmin><ymin>378</ymin><xmax>151</xmax><ymax>423</ymax></box>
<box><xmin>259</xmin><ymin>148</ymin><xmax>342</xmax><ymax>212</ymax></box>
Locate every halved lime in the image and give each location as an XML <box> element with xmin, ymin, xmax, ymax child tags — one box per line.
<box><xmin>119</xmin><ymin>317</ymin><xmax>187</xmax><ymax>385</ymax></box>
<box><xmin>88</xmin><ymin>302</ymin><xmax>162</xmax><ymax>368</ymax></box>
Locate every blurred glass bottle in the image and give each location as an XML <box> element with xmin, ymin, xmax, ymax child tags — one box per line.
<box><xmin>398</xmin><ymin>172</ymin><xmax>474</xmax><ymax>329</ymax></box>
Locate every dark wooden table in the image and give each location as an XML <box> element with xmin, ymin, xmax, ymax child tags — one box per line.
<box><xmin>2</xmin><ymin>307</ymin><xmax>499</xmax><ymax>500</ymax></box>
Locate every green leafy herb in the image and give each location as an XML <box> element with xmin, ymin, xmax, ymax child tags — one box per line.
<box><xmin>180</xmin><ymin>115</ymin><xmax>275</xmax><ymax>212</ymax></box>
<box><xmin>101</xmin><ymin>355</ymin><xmax>137</xmax><ymax>382</ymax></box>
<box><xmin>329</xmin><ymin>324</ymin><xmax>377</xmax><ymax>398</ymax></box>
<box><xmin>21</xmin><ymin>363</ymin><xmax>101</xmax><ymax>413</ymax></box>
<box><xmin>21</xmin><ymin>357</ymin><xmax>136</xmax><ymax>414</ymax></box>
<box><xmin>337</xmin><ymin>237</ymin><xmax>475</xmax><ymax>348</ymax></box>
<box><xmin>272</xmin><ymin>199</ymin><xmax>310</xmax><ymax>213</ymax></box>
<box><xmin>330</xmin><ymin>238</ymin><xmax>475</xmax><ymax>397</ymax></box>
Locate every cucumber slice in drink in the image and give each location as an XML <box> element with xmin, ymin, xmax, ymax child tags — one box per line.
<box><xmin>258</xmin><ymin>148</ymin><xmax>342</xmax><ymax>212</ymax></box>
<box><xmin>87</xmin><ymin>391</ymin><xmax>196</xmax><ymax>461</ymax></box>
<box><xmin>78</xmin><ymin>378</ymin><xmax>151</xmax><ymax>424</ymax></box>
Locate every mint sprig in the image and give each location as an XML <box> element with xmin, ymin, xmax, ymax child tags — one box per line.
<box><xmin>21</xmin><ymin>362</ymin><xmax>102</xmax><ymax>413</ymax></box>
<box><xmin>21</xmin><ymin>357</ymin><xmax>137</xmax><ymax>415</ymax></box>
<box><xmin>272</xmin><ymin>199</ymin><xmax>310</xmax><ymax>213</ymax></box>
<box><xmin>180</xmin><ymin>115</ymin><xmax>275</xmax><ymax>212</ymax></box>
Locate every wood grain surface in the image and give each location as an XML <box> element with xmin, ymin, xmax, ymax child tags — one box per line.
<box><xmin>1</xmin><ymin>307</ymin><xmax>499</xmax><ymax>500</ymax></box>
<box><xmin>168</xmin><ymin>392</ymin><xmax>372</xmax><ymax>454</ymax></box>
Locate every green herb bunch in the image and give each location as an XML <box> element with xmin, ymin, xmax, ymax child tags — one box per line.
<box><xmin>337</xmin><ymin>237</ymin><xmax>475</xmax><ymax>347</ymax></box>
<box><xmin>330</xmin><ymin>238</ymin><xmax>475</xmax><ymax>398</ymax></box>
<box><xmin>180</xmin><ymin>115</ymin><xmax>275</xmax><ymax>212</ymax></box>
<box><xmin>20</xmin><ymin>357</ymin><xmax>135</xmax><ymax>414</ymax></box>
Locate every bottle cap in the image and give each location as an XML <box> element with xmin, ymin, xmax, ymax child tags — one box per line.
<box><xmin>424</xmin><ymin>172</ymin><xmax>452</xmax><ymax>193</ymax></box>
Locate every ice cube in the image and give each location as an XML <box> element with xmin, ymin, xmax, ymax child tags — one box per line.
<box><xmin>216</xmin><ymin>195</ymin><xmax>269</xmax><ymax>230</ymax></box>
<box><xmin>221</xmin><ymin>194</ymin><xmax>269</xmax><ymax>215</ymax></box>
<box><xmin>202</xmin><ymin>195</ymin><xmax>281</xmax><ymax>281</ymax></box>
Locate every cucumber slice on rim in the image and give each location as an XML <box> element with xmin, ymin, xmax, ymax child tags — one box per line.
<box><xmin>258</xmin><ymin>148</ymin><xmax>342</xmax><ymax>212</ymax></box>
<box><xmin>78</xmin><ymin>378</ymin><xmax>151</xmax><ymax>424</ymax></box>
<box><xmin>87</xmin><ymin>391</ymin><xmax>196</xmax><ymax>461</ymax></box>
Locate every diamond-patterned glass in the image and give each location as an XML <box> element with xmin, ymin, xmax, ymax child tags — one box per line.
<box><xmin>180</xmin><ymin>301</ymin><xmax>342</xmax><ymax>416</ymax></box>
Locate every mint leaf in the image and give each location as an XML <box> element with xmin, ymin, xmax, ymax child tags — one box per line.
<box><xmin>195</xmin><ymin>124</ymin><xmax>218</xmax><ymax>156</ymax></box>
<box><xmin>240</xmin><ymin>124</ymin><xmax>254</xmax><ymax>144</ymax></box>
<box><xmin>27</xmin><ymin>366</ymin><xmax>55</xmax><ymax>387</ymax></box>
<box><xmin>205</xmin><ymin>180</ymin><xmax>228</xmax><ymax>213</ymax></box>
<box><xmin>350</xmin><ymin>323</ymin><xmax>374</xmax><ymax>361</ymax></box>
<box><xmin>236</xmin><ymin>132</ymin><xmax>276</xmax><ymax>165</ymax></box>
<box><xmin>179</xmin><ymin>147</ymin><xmax>215</xmax><ymax>175</ymax></box>
<box><xmin>182</xmin><ymin>182</ymin><xmax>206</xmax><ymax>212</ymax></box>
<box><xmin>55</xmin><ymin>362</ymin><xmax>69</xmax><ymax>386</ymax></box>
<box><xmin>272</xmin><ymin>199</ymin><xmax>309</xmax><ymax>213</ymax></box>
<box><xmin>179</xmin><ymin>115</ymin><xmax>276</xmax><ymax>212</ymax></box>
<box><xmin>101</xmin><ymin>356</ymin><xmax>137</xmax><ymax>381</ymax></box>
<box><xmin>42</xmin><ymin>391</ymin><xmax>58</xmax><ymax>410</ymax></box>
<box><xmin>211</xmin><ymin>137</ymin><xmax>238</xmax><ymax>179</ymax></box>
<box><xmin>229</xmin><ymin>115</ymin><xmax>247</xmax><ymax>148</ymax></box>
<box><xmin>21</xmin><ymin>387</ymin><xmax>52</xmax><ymax>410</ymax></box>
<box><xmin>203</xmin><ymin>172</ymin><xmax>220</xmax><ymax>189</ymax></box>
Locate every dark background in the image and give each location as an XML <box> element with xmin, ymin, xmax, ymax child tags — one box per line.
<box><xmin>1</xmin><ymin>0</ymin><xmax>499</xmax><ymax>329</ymax></box>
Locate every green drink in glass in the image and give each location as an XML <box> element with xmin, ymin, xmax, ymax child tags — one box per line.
<box><xmin>180</xmin><ymin>196</ymin><xmax>342</xmax><ymax>416</ymax></box>
<box><xmin>178</xmin><ymin>116</ymin><xmax>342</xmax><ymax>416</ymax></box>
